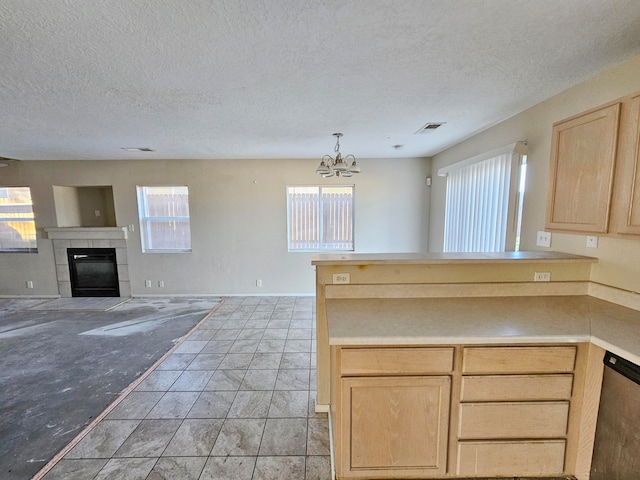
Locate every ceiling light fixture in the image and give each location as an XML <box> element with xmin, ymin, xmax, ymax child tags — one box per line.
<box><xmin>316</xmin><ymin>133</ymin><xmax>360</xmax><ymax>178</ymax></box>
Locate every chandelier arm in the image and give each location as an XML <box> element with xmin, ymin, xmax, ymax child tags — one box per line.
<box><xmin>322</xmin><ymin>154</ymin><xmax>336</xmax><ymax>167</ymax></box>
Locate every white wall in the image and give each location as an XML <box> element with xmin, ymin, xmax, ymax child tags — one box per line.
<box><xmin>429</xmin><ymin>53</ymin><xmax>640</xmax><ymax>293</ymax></box>
<box><xmin>0</xmin><ymin>156</ymin><xmax>431</xmax><ymax>296</ymax></box>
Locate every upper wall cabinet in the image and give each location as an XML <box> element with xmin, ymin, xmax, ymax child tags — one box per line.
<box><xmin>611</xmin><ymin>93</ymin><xmax>640</xmax><ymax>235</ymax></box>
<box><xmin>545</xmin><ymin>103</ymin><xmax>620</xmax><ymax>233</ymax></box>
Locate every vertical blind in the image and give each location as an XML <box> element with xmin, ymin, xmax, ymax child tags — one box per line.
<box><xmin>439</xmin><ymin>143</ymin><xmax>527</xmax><ymax>253</ymax></box>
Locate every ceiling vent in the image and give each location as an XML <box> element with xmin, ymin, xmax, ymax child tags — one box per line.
<box><xmin>414</xmin><ymin>122</ymin><xmax>445</xmax><ymax>135</ymax></box>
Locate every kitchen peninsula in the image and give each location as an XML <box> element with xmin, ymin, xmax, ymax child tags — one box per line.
<box><xmin>312</xmin><ymin>252</ymin><xmax>640</xmax><ymax>479</ymax></box>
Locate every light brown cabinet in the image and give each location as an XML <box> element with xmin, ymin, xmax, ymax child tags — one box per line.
<box><xmin>546</xmin><ymin>103</ymin><xmax>620</xmax><ymax>233</ymax></box>
<box><xmin>546</xmin><ymin>89</ymin><xmax>640</xmax><ymax>236</ymax></box>
<box><xmin>457</xmin><ymin>346</ymin><xmax>576</xmax><ymax>477</ymax></box>
<box><xmin>334</xmin><ymin>347</ymin><xmax>453</xmax><ymax>478</ymax></box>
<box><xmin>612</xmin><ymin>92</ymin><xmax>640</xmax><ymax>234</ymax></box>
<box><xmin>332</xmin><ymin>344</ymin><xmax>591</xmax><ymax>479</ymax></box>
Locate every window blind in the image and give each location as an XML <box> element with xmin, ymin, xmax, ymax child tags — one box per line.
<box><xmin>439</xmin><ymin>142</ymin><xmax>527</xmax><ymax>253</ymax></box>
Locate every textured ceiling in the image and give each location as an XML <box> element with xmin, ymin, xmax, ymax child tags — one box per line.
<box><xmin>2</xmin><ymin>0</ymin><xmax>640</xmax><ymax>161</ymax></box>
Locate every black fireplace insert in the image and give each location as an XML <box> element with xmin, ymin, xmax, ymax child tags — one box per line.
<box><xmin>67</xmin><ymin>248</ymin><xmax>120</xmax><ymax>297</ymax></box>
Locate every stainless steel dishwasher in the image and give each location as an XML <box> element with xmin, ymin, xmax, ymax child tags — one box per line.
<box><xmin>590</xmin><ymin>351</ymin><xmax>640</xmax><ymax>479</ymax></box>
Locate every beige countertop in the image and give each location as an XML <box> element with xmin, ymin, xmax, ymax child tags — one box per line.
<box><xmin>312</xmin><ymin>251</ymin><xmax>597</xmax><ymax>265</ymax></box>
<box><xmin>326</xmin><ymin>296</ymin><xmax>640</xmax><ymax>366</ymax></box>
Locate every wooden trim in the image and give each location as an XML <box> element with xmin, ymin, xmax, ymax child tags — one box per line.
<box><xmin>325</xmin><ymin>281</ymin><xmax>589</xmax><ymax>299</ymax></box>
<box><xmin>447</xmin><ymin>345</ymin><xmax>464</xmax><ymax>475</ymax></box>
<box><xmin>565</xmin><ymin>342</ymin><xmax>605</xmax><ymax>480</ymax></box>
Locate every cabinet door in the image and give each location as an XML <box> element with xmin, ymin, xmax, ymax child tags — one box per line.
<box><xmin>339</xmin><ymin>376</ymin><xmax>450</xmax><ymax>478</ymax></box>
<box><xmin>613</xmin><ymin>93</ymin><xmax>640</xmax><ymax>234</ymax></box>
<box><xmin>546</xmin><ymin>103</ymin><xmax>620</xmax><ymax>233</ymax></box>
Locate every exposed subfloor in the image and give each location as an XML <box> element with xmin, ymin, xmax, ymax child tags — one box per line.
<box><xmin>0</xmin><ymin>297</ymin><xmax>222</xmax><ymax>480</ymax></box>
<box><xmin>36</xmin><ymin>295</ymin><xmax>330</xmax><ymax>480</ymax></box>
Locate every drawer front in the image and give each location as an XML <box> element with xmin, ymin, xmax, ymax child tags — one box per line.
<box><xmin>459</xmin><ymin>402</ymin><xmax>569</xmax><ymax>439</ymax></box>
<box><xmin>460</xmin><ymin>374</ymin><xmax>574</xmax><ymax>401</ymax></box>
<box><xmin>341</xmin><ymin>347</ymin><xmax>454</xmax><ymax>375</ymax></box>
<box><xmin>457</xmin><ymin>440</ymin><xmax>566</xmax><ymax>476</ymax></box>
<box><xmin>462</xmin><ymin>346</ymin><xmax>576</xmax><ymax>374</ymax></box>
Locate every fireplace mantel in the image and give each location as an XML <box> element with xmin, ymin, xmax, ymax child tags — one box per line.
<box><xmin>45</xmin><ymin>227</ymin><xmax>128</xmax><ymax>241</ymax></box>
<box><xmin>45</xmin><ymin>227</ymin><xmax>130</xmax><ymax>298</ymax></box>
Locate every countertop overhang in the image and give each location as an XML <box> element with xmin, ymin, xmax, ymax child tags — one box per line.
<box><xmin>326</xmin><ymin>296</ymin><xmax>640</xmax><ymax>366</ymax></box>
<box><xmin>312</xmin><ymin>251</ymin><xmax>597</xmax><ymax>266</ymax></box>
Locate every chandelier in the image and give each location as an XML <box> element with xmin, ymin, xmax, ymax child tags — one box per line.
<box><xmin>315</xmin><ymin>133</ymin><xmax>361</xmax><ymax>177</ymax></box>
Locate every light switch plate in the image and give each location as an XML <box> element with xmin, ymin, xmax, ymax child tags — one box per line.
<box><xmin>586</xmin><ymin>236</ymin><xmax>598</xmax><ymax>248</ymax></box>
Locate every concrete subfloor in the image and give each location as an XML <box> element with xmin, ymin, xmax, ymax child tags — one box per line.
<box><xmin>38</xmin><ymin>296</ymin><xmax>329</xmax><ymax>480</ymax></box>
<box><xmin>0</xmin><ymin>297</ymin><xmax>221</xmax><ymax>480</ymax></box>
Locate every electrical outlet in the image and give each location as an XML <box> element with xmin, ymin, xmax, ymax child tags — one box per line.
<box><xmin>536</xmin><ymin>231</ymin><xmax>551</xmax><ymax>248</ymax></box>
<box><xmin>26</xmin><ymin>280</ymin><xmax>34</xmax><ymax>289</ymax></box>
<box><xmin>145</xmin><ymin>280</ymin><xmax>152</xmax><ymax>288</ymax></box>
<box><xmin>94</xmin><ymin>209</ymin><xmax>101</xmax><ymax>217</ymax></box>
<box><xmin>128</xmin><ymin>224</ymin><xmax>135</xmax><ymax>232</ymax></box>
<box><xmin>534</xmin><ymin>272</ymin><xmax>551</xmax><ymax>282</ymax></box>
<box><xmin>158</xmin><ymin>280</ymin><xmax>165</xmax><ymax>288</ymax></box>
<box><xmin>586</xmin><ymin>236</ymin><xmax>598</xmax><ymax>248</ymax></box>
<box><xmin>333</xmin><ymin>273</ymin><xmax>350</xmax><ymax>284</ymax></box>
<box><xmin>256</xmin><ymin>279</ymin><xmax>262</xmax><ymax>287</ymax></box>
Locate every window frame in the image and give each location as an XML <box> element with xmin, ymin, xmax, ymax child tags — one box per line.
<box><xmin>0</xmin><ymin>186</ymin><xmax>38</xmax><ymax>253</ymax></box>
<box><xmin>286</xmin><ymin>184</ymin><xmax>355</xmax><ymax>253</ymax></box>
<box><xmin>136</xmin><ymin>185</ymin><xmax>192</xmax><ymax>253</ymax></box>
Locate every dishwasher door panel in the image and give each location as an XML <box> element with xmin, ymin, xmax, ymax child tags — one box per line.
<box><xmin>590</xmin><ymin>353</ymin><xmax>640</xmax><ymax>480</ymax></box>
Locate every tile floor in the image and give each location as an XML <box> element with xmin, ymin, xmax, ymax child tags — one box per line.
<box><xmin>41</xmin><ymin>296</ymin><xmax>330</xmax><ymax>480</ymax></box>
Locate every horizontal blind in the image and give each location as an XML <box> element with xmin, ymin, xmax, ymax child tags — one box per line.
<box><xmin>0</xmin><ymin>187</ymin><xmax>37</xmax><ymax>251</ymax></box>
<box><xmin>288</xmin><ymin>186</ymin><xmax>354</xmax><ymax>251</ymax></box>
<box><xmin>138</xmin><ymin>186</ymin><xmax>191</xmax><ymax>252</ymax></box>
<box><xmin>444</xmin><ymin>153</ymin><xmax>512</xmax><ymax>252</ymax></box>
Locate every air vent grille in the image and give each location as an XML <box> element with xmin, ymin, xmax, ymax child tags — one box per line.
<box><xmin>415</xmin><ymin>122</ymin><xmax>445</xmax><ymax>135</ymax></box>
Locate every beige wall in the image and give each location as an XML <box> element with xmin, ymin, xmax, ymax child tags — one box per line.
<box><xmin>0</xmin><ymin>156</ymin><xmax>430</xmax><ymax>296</ymax></box>
<box><xmin>429</xmin><ymin>53</ymin><xmax>640</xmax><ymax>293</ymax></box>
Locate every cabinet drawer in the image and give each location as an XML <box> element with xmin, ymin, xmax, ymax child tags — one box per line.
<box><xmin>461</xmin><ymin>374</ymin><xmax>574</xmax><ymax>401</ymax></box>
<box><xmin>459</xmin><ymin>402</ymin><xmax>569</xmax><ymax>439</ymax></box>
<box><xmin>462</xmin><ymin>346</ymin><xmax>576</xmax><ymax>374</ymax></box>
<box><xmin>457</xmin><ymin>440</ymin><xmax>566</xmax><ymax>476</ymax></box>
<box><xmin>340</xmin><ymin>347</ymin><xmax>454</xmax><ymax>375</ymax></box>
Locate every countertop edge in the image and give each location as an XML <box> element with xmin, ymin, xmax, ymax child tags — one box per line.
<box><xmin>312</xmin><ymin>251</ymin><xmax>597</xmax><ymax>265</ymax></box>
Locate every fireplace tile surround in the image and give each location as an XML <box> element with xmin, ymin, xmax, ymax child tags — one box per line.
<box><xmin>45</xmin><ymin>227</ymin><xmax>131</xmax><ymax>298</ymax></box>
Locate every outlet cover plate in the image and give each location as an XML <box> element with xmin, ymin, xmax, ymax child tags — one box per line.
<box><xmin>534</xmin><ymin>272</ymin><xmax>551</xmax><ymax>282</ymax></box>
<box><xmin>536</xmin><ymin>231</ymin><xmax>551</xmax><ymax>248</ymax></box>
<box><xmin>333</xmin><ymin>273</ymin><xmax>351</xmax><ymax>284</ymax></box>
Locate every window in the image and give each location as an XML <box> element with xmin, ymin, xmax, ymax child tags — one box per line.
<box><xmin>287</xmin><ymin>185</ymin><xmax>354</xmax><ymax>252</ymax></box>
<box><xmin>0</xmin><ymin>187</ymin><xmax>37</xmax><ymax>252</ymax></box>
<box><xmin>137</xmin><ymin>186</ymin><xmax>191</xmax><ymax>252</ymax></box>
<box><xmin>438</xmin><ymin>142</ymin><xmax>527</xmax><ymax>253</ymax></box>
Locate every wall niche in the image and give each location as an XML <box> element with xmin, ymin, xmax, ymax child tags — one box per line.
<box><xmin>53</xmin><ymin>185</ymin><xmax>116</xmax><ymax>227</ymax></box>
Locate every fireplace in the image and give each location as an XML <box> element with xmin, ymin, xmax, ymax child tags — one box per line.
<box><xmin>45</xmin><ymin>227</ymin><xmax>131</xmax><ymax>298</ymax></box>
<box><xmin>67</xmin><ymin>248</ymin><xmax>120</xmax><ymax>297</ymax></box>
